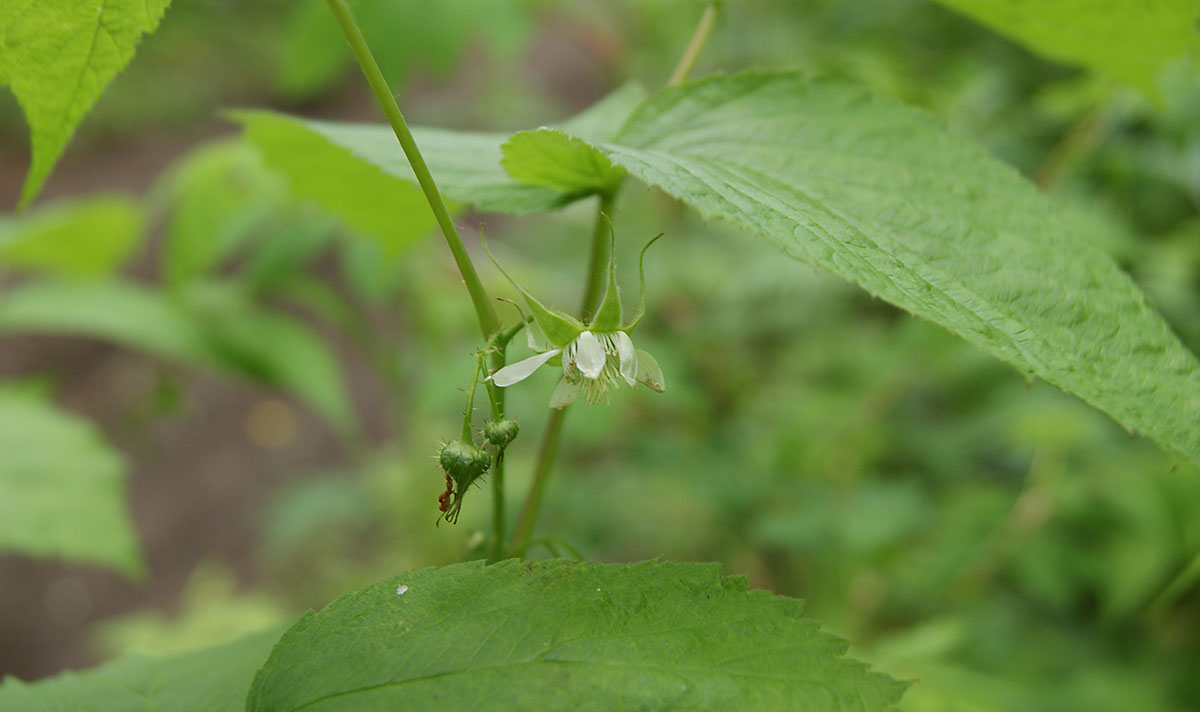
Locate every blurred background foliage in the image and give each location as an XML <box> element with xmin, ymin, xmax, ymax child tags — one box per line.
<box><xmin>1</xmin><ymin>1</ymin><xmax>1199</xmax><ymax>710</ymax></box>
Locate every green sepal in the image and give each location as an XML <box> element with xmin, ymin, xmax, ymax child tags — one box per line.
<box><xmin>481</xmin><ymin>232</ymin><xmax>583</xmax><ymax>347</ymax></box>
<box><xmin>590</xmin><ymin>214</ymin><xmax>623</xmax><ymax>332</ymax></box>
<box><xmin>621</xmin><ymin>232</ymin><xmax>664</xmax><ymax>333</ymax></box>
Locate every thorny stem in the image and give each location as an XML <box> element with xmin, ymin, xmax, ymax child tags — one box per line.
<box><xmin>326</xmin><ymin>0</ymin><xmax>499</xmax><ymax>339</ymax></box>
<box><xmin>507</xmin><ymin>1</ymin><xmax>722</xmax><ymax>559</ymax></box>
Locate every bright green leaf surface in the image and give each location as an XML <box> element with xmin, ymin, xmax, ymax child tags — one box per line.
<box><xmin>246</xmin><ymin>559</ymin><xmax>905</xmax><ymax>712</ymax></box>
<box><xmin>0</xmin><ymin>196</ymin><xmax>141</xmax><ymax>277</ymax></box>
<box><xmin>930</xmin><ymin>0</ymin><xmax>1200</xmax><ymax>95</ymax></box>
<box><xmin>598</xmin><ymin>72</ymin><xmax>1200</xmax><ymax>467</ymax></box>
<box><xmin>0</xmin><ymin>0</ymin><xmax>172</xmax><ymax>206</ymax></box>
<box><xmin>501</xmin><ymin>128</ymin><xmax>623</xmax><ymax>194</ymax></box>
<box><xmin>0</xmin><ymin>391</ymin><xmax>142</xmax><ymax>576</ymax></box>
<box><xmin>0</xmin><ymin>627</ymin><xmax>283</xmax><ymax>712</ymax></box>
<box><xmin>236</xmin><ymin>112</ymin><xmax>437</xmax><ymax>255</ymax></box>
<box><xmin>0</xmin><ymin>281</ymin><xmax>355</xmax><ymax>432</ymax></box>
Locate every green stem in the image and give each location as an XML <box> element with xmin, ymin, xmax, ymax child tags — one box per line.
<box><xmin>326</xmin><ymin>0</ymin><xmax>499</xmax><ymax>338</ymax></box>
<box><xmin>507</xmin><ymin>3</ymin><xmax>723</xmax><ymax>558</ymax></box>
<box><xmin>508</xmin><ymin>407</ymin><xmax>568</xmax><ymax>556</ymax></box>
<box><xmin>579</xmin><ymin>190</ymin><xmax>618</xmax><ymax>320</ymax></box>
<box><xmin>667</xmin><ymin>1</ymin><xmax>722</xmax><ymax>88</ymax></box>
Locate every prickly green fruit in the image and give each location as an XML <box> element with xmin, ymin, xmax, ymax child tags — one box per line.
<box><xmin>484</xmin><ymin>419</ymin><xmax>520</xmax><ymax>448</ymax></box>
<box><xmin>438</xmin><ymin>439</ymin><xmax>491</xmax><ymax>489</ymax></box>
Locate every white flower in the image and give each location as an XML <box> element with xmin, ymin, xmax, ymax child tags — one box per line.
<box><xmin>490</xmin><ymin>329</ymin><xmax>664</xmax><ymax>408</ymax></box>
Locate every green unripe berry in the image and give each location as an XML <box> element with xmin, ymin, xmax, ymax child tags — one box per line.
<box><xmin>438</xmin><ymin>439</ymin><xmax>491</xmax><ymax>489</ymax></box>
<box><xmin>484</xmin><ymin>419</ymin><xmax>520</xmax><ymax>448</ymax></box>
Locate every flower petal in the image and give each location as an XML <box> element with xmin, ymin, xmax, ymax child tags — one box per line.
<box><xmin>573</xmin><ymin>331</ymin><xmax>606</xmax><ymax>379</ymax></box>
<box><xmin>635</xmin><ymin>348</ymin><xmax>665</xmax><ymax>392</ymax></box>
<box><xmin>549</xmin><ymin>379</ymin><xmax>581</xmax><ymax>409</ymax></box>
<box><xmin>613</xmin><ymin>331</ymin><xmax>637</xmax><ymax>386</ymax></box>
<box><xmin>488</xmin><ymin>349</ymin><xmax>560</xmax><ymax>386</ymax></box>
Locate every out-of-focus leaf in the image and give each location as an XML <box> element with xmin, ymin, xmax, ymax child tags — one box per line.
<box><xmin>236</xmin><ymin>110</ymin><xmax>566</xmax><ymax>216</ymax></box>
<box><xmin>247</xmin><ymin>559</ymin><xmax>906</xmax><ymax>712</ymax></box>
<box><xmin>0</xmin><ymin>0</ymin><xmax>172</xmax><ymax>206</ymax></box>
<box><xmin>599</xmin><ymin>71</ymin><xmax>1200</xmax><ymax>469</ymax></box>
<box><xmin>274</xmin><ymin>0</ymin><xmax>536</xmax><ymax>101</ymax></box>
<box><xmin>0</xmin><ymin>196</ymin><xmax>141</xmax><ymax>277</ymax></box>
<box><xmin>0</xmin><ymin>280</ymin><xmax>214</xmax><ymax>363</ymax></box>
<box><xmin>236</xmin><ymin>110</ymin><xmax>438</xmax><ymax>254</ymax></box>
<box><xmin>158</xmin><ymin>140</ymin><xmax>286</xmax><ymax>286</ymax></box>
<box><xmin>930</xmin><ymin>0</ymin><xmax>1200</xmax><ymax>96</ymax></box>
<box><xmin>0</xmin><ymin>627</ymin><xmax>283</xmax><ymax>712</ymax></box>
<box><xmin>0</xmin><ymin>281</ymin><xmax>355</xmax><ymax>432</ymax></box>
<box><xmin>187</xmin><ymin>283</ymin><xmax>355</xmax><ymax>434</ymax></box>
<box><xmin>0</xmin><ymin>390</ymin><xmax>142</xmax><ymax>576</ymax></box>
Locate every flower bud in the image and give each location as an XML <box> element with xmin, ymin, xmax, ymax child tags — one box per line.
<box><xmin>484</xmin><ymin>419</ymin><xmax>520</xmax><ymax>448</ymax></box>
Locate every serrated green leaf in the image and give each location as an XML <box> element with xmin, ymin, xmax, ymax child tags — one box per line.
<box><xmin>501</xmin><ymin>128</ymin><xmax>622</xmax><ymax>194</ymax></box>
<box><xmin>0</xmin><ymin>195</ymin><xmax>141</xmax><ymax>277</ymax></box>
<box><xmin>597</xmin><ymin>72</ymin><xmax>1200</xmax><ymax>467</ymax></box>
<box><xmin>246</xmin><ymin>559</ymin><xmax>905</xmax><ymax>712</ymax></box>
<box><xmin>558</xmin><ymin>82</ymin><xmax>649</xmax><ymax>144</ymax></box>
<box><xmin>234</xmin><ymin>111</ymin><xmax>437</xmax><ymax>256</ymax></box>
<box><xmin>0</xmin><ymin>391</ymin><xmax>142</xmax><ymax>576</ymax></box>
<box><xmin>0</xmin><ymin>0</ymin><xmax>172</xmax><ymax>207</ymax></box>
<box><xmin>0</xmin><ymin>281</ymin><xmax>355</xmax><ymax>433</ymax></box>
<box><xmin>0</xmin><ymin>627</ymin><xmax>283</xmax><ymax>712</ymax></box>
<box><xmin>930</xmin><ymin>0</ymin><xmax>1200</xmax><ymax>96</ymax></box>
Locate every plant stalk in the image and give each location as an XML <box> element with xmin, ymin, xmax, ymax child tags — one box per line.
<box><xmin>326</xmin><ymin>0</ymin><xmax>499</xmax><ymax>338</ymax></box>
<box><xmin>507</xmin><ymin>2</ymin><xmax>722</xmax><ymax>558</ymax></box>
<box><xmin>667</xmin><ymin>1</ymin><xmax>722</xmax><ymax>88</ymax></box>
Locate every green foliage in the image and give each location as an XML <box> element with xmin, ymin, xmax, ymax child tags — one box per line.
<box><xmin>0</xmin><ymin>390</ymin><xmax>141</xmax><ymax>576</ymax></box>
<box><xmin>235</xmin><ymin>112</ymin><xmax>437</xmax><ymax>256</ymax></box>
<box><xmin>236</xmin><ymin>111</ymin><xmax>573</xmax><ymax>215</ymax></box>
<box><xmin>0</xmin><ymin>196</ymin><xmax>141</xmax><ymax>277</ymax></box>
<box><xmin>157</xmin><ymin>140</ymin><xmax>287</xmax><ymax>287</ymax></box>
<box><xmin>501</xmin><ymin>128</ymin><xmax>623</xmax><ymax>194</ymax></box>
<box><xmin>599</xmin><ymin>71</ymin><xmax>1200</xmax><ymax>469</ymax></box>
<box><xmin>246</xmin><ymin>560</ymin><xmax>905</xmax><ymax>712</ymax></box>
<box><xmin>930</xmin><ymin>0</ymin><xmax>1200</xmax><ymax>96</ymax></box>
<box><xmin>0</xmin><ymin>0</ymin><xmax>172</xmax><ymax>206</ymax></box>
<box><xmin>0</xmin><ymin>628</ymin><xmax>283</xmax><ymax>712</ymax></box>
<box><xmin>0</xmin><ymin>281</ymin><xmax>355</xmax><ymax>433</ymax></box>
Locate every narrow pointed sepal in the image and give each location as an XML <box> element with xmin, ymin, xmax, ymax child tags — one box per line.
<box><xmin>590</xmin><ymin>214</ymin><xmax>624</xmax><ymax>332</ymax></box>
<box><xmin>549</xmin><ymin>379</ymin><xmax>581</xmax><ymax>409</ymax></box>
<box><xmin>622</xmin><ymin>232</ymin><xmax>664</xmax><ymax>332</ymax></box>
<box><xmin>635</xmin><ymin>348</ymin><xmax>665</xmax><ymax>392</ymax></box>
<box><xmin>481</xmin><ymin>231</ymin><xmax>583</xmax><ymax>347</ymax></box>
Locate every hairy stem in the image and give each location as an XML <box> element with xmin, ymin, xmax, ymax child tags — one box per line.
<box><xmin>326</xmin><ymin>0</ymin><xmax>499</xmax><ymax>338</ymax></box>
<box><xmin>578</xmin><ymin>190</ymin><xmax>619</xmax><ymax>321</ymax></box>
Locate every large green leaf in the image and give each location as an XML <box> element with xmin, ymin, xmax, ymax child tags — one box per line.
<box><xmin>930</xmin><ymin>0</ymin><xmax>1199</xmax><ymax>96</ymax></box>
<box><xmin>0</xmin><ymin>196</ymin><xmax>142</xmax><ymax>277</ymax></box>
<box><xmin>234</xmin><ymin>83</ymin><xmax>648</xmax><ymax>217</ymax></box>
<box><xmin>0</xmin><ymin>0</ymin><xmax>172</xmax><ymax>207</ymax></box>
<box><xmin>246</xmin><ymin>559</ymin><xmax>905</xmax><ymax>711</ymax></box>
<box><xmin>0</xmin><ymin>391</ymin><xmax>142</xmax><ymax>576</ymax></box>
<box><xmin>0</xmin><ymin>627</ymin><xmax>283</xmax><ymax>712</ymax></box>
<box><xmin>235</xmin><ymin>112</ymin><xmax>438</xmax><ymax>255</ymax></box>
<box><xmin>0</xmin><ymin>281</ymin><xmax>355</xmax><ymax>433</ymax></box>
<box><xmin>594</xmin><ymin>72</ymin><xmax>1200</xmax><ymax>468</ymax></box>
